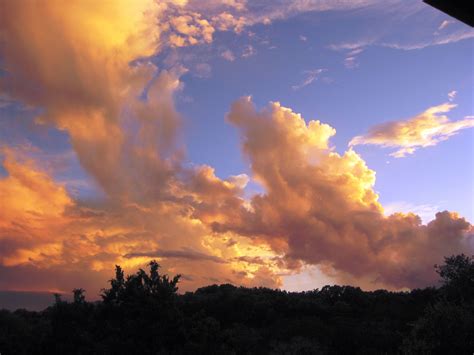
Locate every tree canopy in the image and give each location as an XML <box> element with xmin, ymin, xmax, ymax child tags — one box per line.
<box><xmin>0</xmin><ymin>255</ymin><xmax>472</xmax><ymax>354</ymax></box>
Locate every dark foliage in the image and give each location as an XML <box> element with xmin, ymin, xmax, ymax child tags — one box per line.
<box><xmin>1</xmin><ymin>256</ymin><xmax>472</xmax><ymax>355</ymax></box>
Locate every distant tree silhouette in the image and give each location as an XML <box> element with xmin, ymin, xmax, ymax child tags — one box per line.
<box><xmin>72</xmin><ymin>288</ymin><xmax>86</xmax><ymax>304</ymax></box>
<box><xmin>403</xmin><ymin>254</ymin><xmax>474</xmax><ymax>354</ymax></box>
<box><xmin>101</xmin><ymin>261</ymin><xmax>180</xmax><ymax>305</ymax></box>
<box><xmin>0</xmin><ymin>255</ymin><xmax>471</xmax><ymax>354</ymax></box>
<box><xmin>436</xmin><ymin>253</ymin><xmax>474</xmax><ymax>302</ymax></box>
<box><xmin>53</xmin><ymin>293</ymin><xmax>62</xmax><ymax>304</ymax></box>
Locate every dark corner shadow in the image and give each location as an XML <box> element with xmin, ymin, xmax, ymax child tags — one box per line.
<box><xmin>424</xmin><ymin>0</ymin><xmax>474</xmax><ymax>27</ymax></box>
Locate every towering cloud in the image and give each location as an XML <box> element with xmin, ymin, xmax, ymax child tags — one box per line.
<box><xmin>0</xmin><ymin>0</ymin><xmax>472</xmax><ymax>300</ymax></box>
<box><xmin>0</xmin><ymin>0</ymin><xmax>282</xmax><ymax>295</ymax></box>
<box><xmin>206</xmin><ymin>98</ymin><xmax>473</xmax><ymax>289</ymax></box>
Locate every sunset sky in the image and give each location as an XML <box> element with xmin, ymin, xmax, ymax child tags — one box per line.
<box><xmin>0</xmin><ymin>0</ymin><xmax>473</xmax><ymax>306</ymax></box>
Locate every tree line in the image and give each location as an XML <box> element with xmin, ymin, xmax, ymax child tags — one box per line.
<box><xmin>1</xmin><ymin>254</ymin><xmax>473</xmax><ymax>354</ymax></box>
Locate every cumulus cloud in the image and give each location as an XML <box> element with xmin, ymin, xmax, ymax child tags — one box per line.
<box><xmin>0</xmin><ymin>0</ymin><xmax>282</xmax><ymax>296</ymax></box>
<box><xmin>1</xmin><ymin>0</ymin><xmax>473</xmax><ymax>299</ymax></box>
<box><xmin>205</xmin><ymin>97</ymin><xmax>473</xmax><ymax>289</ymax></box>
<box><xmin>383</xmin><ymin>201</ymin><xmax>442</xmax><ymax>225</ymax></box>
<box><xmin>154</xmin><ymin>0</ymin><xmax>382</xmax><ymax>48</ymax></box>
<box><xmin>0</xmin><ymin>148</ymin><xmax>281</xmax><ymax>293</ymax></box>
<box><xmin>349</xmin><ymin>102</ymin><xmax>474</xmax><ymax>157</ymax></box>
<box><xmin>168</xmin><ymin>13</ymin><xmax>215</xmax><ymax>47</ymax></box>
<box><xmin>212</xmin><ymin>12</ymin><xmax>246</xmax><ymax>33</ymax></box>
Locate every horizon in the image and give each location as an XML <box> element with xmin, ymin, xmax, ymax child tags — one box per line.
<box><xmin>1</xmin><ymin>0</ymin><xmax>473</xmax><ymax>311</ymax></box>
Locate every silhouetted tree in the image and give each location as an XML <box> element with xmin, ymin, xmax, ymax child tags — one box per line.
<box><xmin>72</xmin><ymin>288</ymin><xmax>86</xmax><ymax>304</ymax></box>
<box><xmin>436</xmin><ymin>253</ymin><xmax>474</xmax><ymax>302</ymax></box>
<box><xmin>403</xmin><ymin>254</ymin><xmax>474</xmax><ymax>354</ymax></box>
<box><xmin>0</xmin><ymin>255</ymin><xmax>470</xmax><ymax>354</ymax></box>
<box><xmin>101</xmin><ymin>260</ymin><xmax>180</xmax><ymax>305</ymax></box>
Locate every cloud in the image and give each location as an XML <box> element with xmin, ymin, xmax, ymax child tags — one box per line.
<box><xmin>206</xmin><ymin>97</ymin><xmax>474</xmax><ymax>289</ymax></box>
<box><xmin>124</xmin><ymin>248</ymin><xmax>228</xmax><ymax>264</ymax></box>
<box><xmin>0</xmin><ymin>149</ymin><xmax>282</xmax><ymax>294</ymax></box>
<box><xmin>349</xmin><ymin>102</ymin><xmax>474</xmax><ymax>157</ymax></box>
<box><xmin>0</xmin><ymin>148</ymin><xmax>73</xmax><ymax>267</ymax></box>
<box><xmin>438</xmin><ymin>19</ymin><xmax>452</xmax><ymax>31</ymax></box>
<box><xmin>383</xmin><ymin>201</ymin><xmax>442</xmax><ymax>225</ymax></box>
<box><xmin>194</xmin><ymin>63</ymin><xmax>212</xmax><ymax>78</ymax></box>
<box><xmin>380</xmin><ymin>30</ymin><xmax>474</xmax><ymax>50</ymax></box>
<box><xmin>212</xmin><ymin>12</ymin><xmax>246</xmax><ymax>33</ymax></box>
<box><xmin>168</xmin><ymin>13</ymin><xmax>215</xmax><ymax>47</ymax></box>
<box><xmin>344</xmin><ymin>57</ymin><xmax>358</xmax><ymax>69</ymax></box>
<box><xmin>448</xmin><ymin>90</ymin><xmax>457</xmax><ymax>102</ymax></box>
<box><xmin>328</xmin><ymin>3</ymin><xmax>474</xmax><ymax>65</ymax></box>
<box><xmin>1</xmin><ymin>0</ymin><xmax>473</xmax><ymax>299</ymax></box>
<box><xmin>292</xmin><ymin>69</ymin><xmax>326</xmax><ymax>90</ymax></box>
<box><xmin>242</xmin><ymin>45</ymin><xmax>256</xmax><ymax>58</ymax></box>
<box><xmin>299</xmin><ymin>35</ymin><xmax>307</xmax><ymax>42</ymax></box>
<box><xmin>238</xmin><ymin>0</ymin><xmax>381</xmax><ymax>26</ymax></box>
<box><xmin>0</xmin><ymin>0</ymin><xmax>283</xmax><ymax>296</ymax></box>
<box><xmin>221</xmin><ymin>49</ymin><xmax>236</xmax><ymax>61</ymax></box>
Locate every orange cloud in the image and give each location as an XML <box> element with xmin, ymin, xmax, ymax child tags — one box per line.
<box><xmin>205</xmin><ymin>97</ymin><xmax>474</xmax><ymax>289</ymax></box>
<box><xmin>0</xmin><ymin>149</ymin><xmax>282</xmax><ymax>295</ymax></box>
<box><xmin>0</xmin><ymin>149</ymin><xmax>72</xmax><ymax>267</ymax></box>
<box><xmin>0</xmin><ymin>0</ymin><xmax>282</xmax><ymax>296</ymax></box>
<box><xmin>349</xmin><ymin>102</ymin><xmax>474</xmax><ymax>157</ymax></box>
<box><xmin>0</xmin><ymin>1</ymin><xmax>472</xmax><ymax>299</ymax></box>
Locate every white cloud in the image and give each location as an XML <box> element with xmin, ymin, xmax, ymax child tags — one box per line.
<box><xmin>380</xmin><ymin>30</ymin><xmax>474</xmax><ymax>50</ymax></box>
<box><xmin>292</xmin><ymin>69</ymin><xmax>326</xmax><ymax>90</ymax></box>
<box><xmin>438</xmin><ymin>20</ymin><xmax>452</xmax><ymax>31</ymax></box>
<box><xmin>448</xmin><ymin>90</ymin><xmax>457</xmax><ymax>102</ymax></box>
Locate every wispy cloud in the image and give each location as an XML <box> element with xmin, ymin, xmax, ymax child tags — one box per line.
<box><xmin>350</xmin><ymin>101</ymin><xmax>474</xmax><ymax>157</ymax></box>
<box><xmin>448</xmin><ymin>90</ymin><xmax>457</xmax><ymax>102</ymax></box>
<box><xmin>380</xmin><ymin>30</ymin><xmax>474</xmax><ymax>50</ymax></box>
<box><xmin>328</xmin><ymin>3</ymin><xmax>474</xmax><ymax>66</ymax></box>
<box><xmin>221</xmin><ymin>49</ymin><xmax>236</xmax><ymax>61</ymax></box>
<box><xmin>242</xmin><ymin>44</ymin><xmax>256</xmax><ymax>58</ymax></box>
<box><xmin>344</xmin><ymin>57</ymin><xmax>358</xmax><ymax>69</ymax></box>
<box><xmin>292</xmin><ymin>69</ymin><xmax>326</xmax><ymax>90</ymax></box>
<box><xmin>438</xmin><ymin>19</ymin><xmax>452</xmax><ymax>31</ymax></box>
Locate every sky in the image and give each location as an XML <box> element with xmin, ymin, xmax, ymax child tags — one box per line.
<box><xmin>0</xmin><ymin>0</ymin><xmax>473</xmax><ymax>308</ymax></box>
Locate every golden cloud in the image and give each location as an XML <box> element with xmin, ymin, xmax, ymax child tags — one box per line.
<box><xmin>0</xmin><ymin>1</ymin><xmax>472</xmax><ymax>299</ymax></box>
<box><xmin>349</xmin><ymin>102</ymin><xmax>474</xmax><ymax>157</ymax></box>
<box><xmin>206</xmin><ymin>97</ymin><xmax>474</xmax><ymax>289</ymax></box>
<box><xmin>0</xmin><ymin>0</ymin><xmax>283</xmax><ymax>296</ymax></box>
